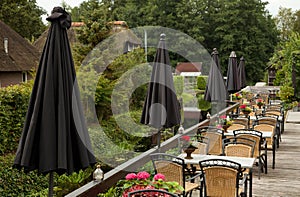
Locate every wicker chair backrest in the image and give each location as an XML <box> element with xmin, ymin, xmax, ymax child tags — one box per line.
<box><xmin>154</xmin><ymin>161</ymin><xmax>183</xmax><ymax>187</ymax></box>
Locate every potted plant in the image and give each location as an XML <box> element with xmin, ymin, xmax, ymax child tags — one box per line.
<box><xmin>256</xmin><ymin>99</ymin><xmax>264</xmax><ymax>109</ymax></box>
<box><xmin>217</xmin><ymin>115</ymin><xmax>233</xmax><ymax>132</ymax></box>
<box><xmin>181</xmin><ymin>135</ymin><xmax>198</xmax><ymax>159</ymax></box>
<box><xmin>240</xmin><ymin>104</ymin><xmax>252</xmax><ymax>117</ymax></box>
<box><xmin>232</xmin><ymin>92</ymin><xmax>242</xmax><ymax>100</ymax></box>
<box><xmin>118</xmin><ymin>171</ymin><xmax>184</xmax><ymax>197</ymax></box>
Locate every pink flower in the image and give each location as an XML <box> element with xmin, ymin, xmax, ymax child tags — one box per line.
<box><xmin>154</xmin><ymin>173</ymin><xmax>165</xmax><ymax>181</ymax></box>
<box><xmin>240</xmin><ymin>104</ymin><xmax>246</xmax><ymax>109</ymax></box>
<box><xmin>125</xmin><ymin>173</ymin><xmax>137</xmax><ymax>180</ymax></box>
<box><xmin>181</xmin><ymin>135</ymin><xmax>190</xmax><ymax>142</ymax></box>
<box><xmin>220</xmin><ymin>115</ymin><xmax>227</xmax><ymax>119</ymax></box>
<box><xmin>216</xmin><ymin>124</ymin><xmax>222</xmax><ymax>129</ymax></box>
<box><xmin>137</xmin><ymin>171</ymin><xmax>150</xmax><ymax>180</ymax></box>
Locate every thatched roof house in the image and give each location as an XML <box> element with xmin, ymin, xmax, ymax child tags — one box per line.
<box><xmin>34</xmin><ymin>21</ymin><xmax>142</xmax><ymax>54</ymax></box>
<box><xmin>33</xmin><ymin>22</ymin><xmax>84</xmax><ymax>53</ymax></box>
<box><xmin>0</xmin><ymin>20</ymin><xmax>40</xmax><ymax>87</ymax></box>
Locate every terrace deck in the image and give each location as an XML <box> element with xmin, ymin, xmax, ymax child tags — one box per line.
<box><xmin>192</xmin><ymin>122</ymin><xmax>300</xmax><ymax>197</ymax></box>
<box><xmin>252</xmin><ymin>122</ymin><xmax>300</xmax><ymax>196</ymax></box>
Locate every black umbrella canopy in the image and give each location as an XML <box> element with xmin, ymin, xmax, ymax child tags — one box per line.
<box><xmin>13</xmin><ymin>7</ymin><xmax>96</xmax><ymax>176</ymax></box>
<box><xmin>226</xmin><ymin>51</ymin><xmax>241</xmax><ymax>93</ymax></box>
<box><xmin>140</xmin><ymin>34</ymin><xmax>181</xmax><ymax>143</ymax></box>
<box><xmin>238</xmin><ymin>56</ymin><xmax>247</xmax><ymax>89</ymax></box>
<box><xmin>204</xmin><ymin>48</ymin><xmax>229</xmax><ymax>102</ymax></box>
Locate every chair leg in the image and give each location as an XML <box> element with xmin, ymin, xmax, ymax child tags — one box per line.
<box><xmin>272</xmin><ymin>143</ymin><xmax>276</xmax><ymax>169</ymax></box>
<box><xmin>258</xmin><ymin>159</ymin><xmax>261</xmax><ymax>179</ymax></box>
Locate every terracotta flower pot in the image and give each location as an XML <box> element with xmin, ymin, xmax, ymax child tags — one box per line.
<box><xmin>222</xmin><ymin>124</ymin><xmax>230</xmax><ymax>132</ymax></box>
<box><xmin>184</xmin><ymin>146</ymin><xmax>197</xmax><ymax>159</ymax></box>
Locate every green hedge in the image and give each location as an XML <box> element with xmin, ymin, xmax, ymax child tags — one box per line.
<box><xmin>173</xmin><ymin>75</ymin><xmax>184</xmax><ymax>96</ymax></box>
<box><xmin>0</xmin><ymin>82</ymin><xmax>32</xmax><ymax>155</ymax></box>
<box><xmin>0</xmin><ymin>153</ymin><xmax>48</xmax><ymax>196</ymax></box>
<box><xmin>196</xmin><ymin>76</ymin><xmax>208</xmax><ymax>90</ymax></box>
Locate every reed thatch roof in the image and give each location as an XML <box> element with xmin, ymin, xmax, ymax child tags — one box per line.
<box><xmin>0</xmin><ymin>20</ymin><xmax>40</xmax><ymax>72</ymax></box>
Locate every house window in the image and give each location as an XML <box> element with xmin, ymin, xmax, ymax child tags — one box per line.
<box><xmin>22</xmin><ymin>72</ymin><xmax>27</xmax><ymax>82</ymax></box>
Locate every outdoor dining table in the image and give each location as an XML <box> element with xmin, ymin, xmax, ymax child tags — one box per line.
<box><xmin>178</xmin><ymin>153</ymin><xmax>256</xmax><ymax>197</ymax></box>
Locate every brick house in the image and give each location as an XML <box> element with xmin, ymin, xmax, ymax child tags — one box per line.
<box><xmin>0</xmin><ymin>20</ymin><xmax>40</xmax><ymax>87</ymax></box>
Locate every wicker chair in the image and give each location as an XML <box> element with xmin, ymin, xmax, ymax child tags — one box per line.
<box><xmin>227</xmin><ymin>123</ymin><xmax>246</xmax><ymax>131</ymax></box>
<box><xmin>222</xmin><ymin>137</ymin><xmax>256</xmax><ymax>158</ymax></box>
<box><xmin>193</xmin><ymin>137</ymin><xmax>210</xmax><ymax>155</ymax></box>
<box><xmin>253</xmin><ymin>124</ymin><xmax>276</xmax><ymax>169</ymax></box>
<box><xmin>128</xmin><ymin>189</ymin><xmax>179</xmax><ymax>197</ymax></box>
<box><xmin>232</xmin><ymin>117</ymin><xmax>249</xmax><ymax>129</ymax></box>
<box><xmin>199</xmin><ymin>159</ymin><xmax>247</xmax><ymax>197</ymax></box>
<box><xmin>198</xmin><ymin>126</ymin><xmax>224</xmax><ymax>155</ymax></box>
<box><xmin>222</xmin><ymin>136</ymin><xmax>256</xmax><ymax>191</ymax></box>
<box><xmin>150</xmin><ymin>153</ymin><xmax>202</xmax><ymax>197</ymax></box>
<box><xmin>264</xmin><ymin>109</ymin><xmax>284</xmax><ymax>135</ymax></box>
<box><xmin>233</xmin><ymin>129</ymin><xmax>267</xmax><ymax>179</ymax></box>
<box><xmin>264</xmin><ymin>104</ymin><xmax>283</xmax><ymax>112</ymax></box>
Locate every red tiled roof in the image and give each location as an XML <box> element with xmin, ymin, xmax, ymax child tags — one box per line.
<box><xmin>71</xmin><ymin>22</ymin><xmax>84</xmax><ymax>27</ymax></box>
<box><xmin>175</xmin><ymin>62</ymin><xmax>202</xmax><ymax>74</ymax></box>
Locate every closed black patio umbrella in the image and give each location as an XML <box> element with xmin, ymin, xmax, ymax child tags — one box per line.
<box><xmin>238</xmin><ymin>56</ymin><xmax>247</xmax><ymax>89</ymax></box>
<box><xmin>140</xmin><ymin>34</ymin><xmax>181</xmax><ymax>149</ymax></box>
<box><xmin>13</xmin><ymin>7</ymin><xmax>96</xmax><ymax>196</ymax></box>
<box><xmin>226</xmin><ymin>51</ymin><xmax>241</xmax><ymax>93</ymax></box>
<box><xmin>204</xmin><ymin>48</ymin><xmax>229</xmax><ymax>102</ymax></box>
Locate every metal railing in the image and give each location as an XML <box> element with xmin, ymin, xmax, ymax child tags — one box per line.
<box><xmin>66</xmin><ymin>101</ymin><xmax>239</xmax><ymax>197</ymax></box>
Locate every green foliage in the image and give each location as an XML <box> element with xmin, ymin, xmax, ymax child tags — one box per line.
<box><xmin>89</xmin><ymin>110</ymin><xmax>152</xmax><ymax>168</ymax></box>
<box><xmin>196</xmin><ymin>76</ymin><xmax>207</xmax><ymax>90</ymax></box>
<box><xmin>275</xmin><ymin>7</ymin><xmax>297</xmax><ymax>41</ymax></box>
<box><xmin>0</xmin><ymin>153</ymin><xmax>48</xmax><ymax>196</ymax></box>
<box><xmin>0</xmin><ymin>0</ymin><xmax>46</xmax><ymax>40</ymax></box>
<box><xmin>173</xmin><ymin>75</ymin><xmax>184</xmax><ymax>96</ymax></box>
<box><xmin>197</xmin><ymin>94</ymin><xmax>211</xmax><ymax>112</ymax></box>
<box><xmin>73</xmin><ymin>0</ymin><xmax>278</xmax><ymax>84</ymax></box>
<box><xmin>0</xmin><ymin>83</ymin><xmax>32</xmax><ymax>155</ymax></box>
<box><xmin>279</xmin><ymin>85</ymin><xmax>295</xmax><ymax>101</ymax></box>
<box><xmin>54</xmin><ymin>168</ymin><xmax>94</xmax><ymax>196</ymax></box>
<box><xmin>76</xmin><ymin>48</ymin><xmax>147</xmax><ymax>122</ymax></box>
<box><xmin>269</xmin><ymin>32</ymin><xmax>300</xmax><ymax>105</ymax></box>
<box><xmin>181</xmin><ymin>92</ymin><xmax>195</xmax><ymax>107</ymax></box>
<box><xmin>294</xmin><ymin>10</ymin><xmax>300</xmax><ymax>34</ymax></box>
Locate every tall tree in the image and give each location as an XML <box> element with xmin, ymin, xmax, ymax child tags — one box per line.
<box><xmin>293</xmin><ymin>10</ymin><xmax>300</xmax><ymax>34</ymax></box>
<box><xmin>73</xmin><ymin>0</ymin><xmax>279</xmax><ymax>83</ymax></box>
<box><xmin>199</xmin><ymin>0</ymin><xmax>279</xmax><ymax>83</ymax></box>
<box><xmin>275</xmin><ymin>7</ymin><xmax>296</xmax><ymax>41</ymax></box>
<box><xmin>269</xmin><ymin>33</ymin><xmax>300</xmax><ymax>104</ymax></box>
<box><xmin>0</xmin><ymin>0</ymin><xmax>46</xmax><ymax>41</ymax></box>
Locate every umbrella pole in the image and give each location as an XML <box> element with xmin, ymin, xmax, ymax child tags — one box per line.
<box><xmin>48</xmin><ymin>171</ymin><xmax>54</xmax><ymax>197</ymax></box>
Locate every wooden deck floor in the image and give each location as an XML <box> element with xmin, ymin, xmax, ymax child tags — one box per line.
<box><xmin>192</xmin><ymin>122</ymin><xmax>300</xmax><ymax>197</ymax></box>
<box><xmin>251</xmin><ymin>122</ymin><xmax>300</xmax><ymax>196</ymax></box>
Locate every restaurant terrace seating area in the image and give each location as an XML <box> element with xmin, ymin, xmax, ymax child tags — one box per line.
<box><xmin>67</xmin><ymin>92</ymin><xmax>300</xmax><ymax>197</ymax></box>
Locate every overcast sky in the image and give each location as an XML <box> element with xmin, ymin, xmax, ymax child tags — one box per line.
<box><xmin>36</xmin><ymin>0</ymin><xmax>300</xmax><ymax>23</ymax></box>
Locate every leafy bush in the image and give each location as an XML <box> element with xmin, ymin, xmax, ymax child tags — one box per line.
<box><xmin>196</xmin><ymin>76</ymin><xmax>207</xmax><ymax>90</ymax></box>
<box><xmin>0</xmin><ymin>153</ymin><xmax>48</xmax><ymax>196</ymax></box>
<box><xmin>173</xmin><ymin>75</ymin><xmax>184</xmax><ymax>96</ymax></box>
<box><xmin>0</xmin><ymin>153</ymin><xmax>95</xmax><ymax>197</ymax></box>
<box><xmin>0</xmin><ymin>82</ymin><xmax>32</xmax><ymax>155</ymax></box>
<box><xmin>54</xmin><ymin>168</ymin><xmax>94</xmax><ymax>196</ymax></box>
